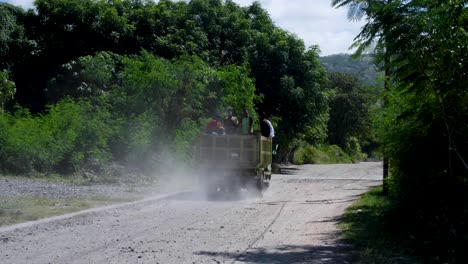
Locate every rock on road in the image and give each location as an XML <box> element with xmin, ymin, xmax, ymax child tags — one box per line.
<box><xmin>0</xmin><ymin>162</ymin><xmax>382</xmax><ymax>264</ymax></box>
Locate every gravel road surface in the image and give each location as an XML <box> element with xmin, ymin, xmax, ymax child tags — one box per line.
<box><xmin>0</xmin><ymin>162</ymin><xmax>382</xmax><ymax>264</ymax></box>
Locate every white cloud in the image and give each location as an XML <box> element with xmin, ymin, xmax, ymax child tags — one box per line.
<box><xmin>1</xmin><ymin>0</ymin><xmax>364</xmax><ymax>55</ymax></box>
<box><xmin>232</xmin><ymin>0</ymin><xmax>364</xmax><ymax>55</ymax></box>
<box><xmin>2</xmin><ymin>0</ymin><xmax>34</xmax><ymax>9</ymax></box>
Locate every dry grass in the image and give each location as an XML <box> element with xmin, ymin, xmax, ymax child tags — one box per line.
<box><xmin>0</xmin><ymin>196</ymin><xmax>131</xmax><ymax>227</ymax></box>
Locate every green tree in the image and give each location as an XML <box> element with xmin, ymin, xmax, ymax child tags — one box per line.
<box><xmin>0</xmin><ymin>0</ymin><xmax>331</xmax><ymax>167</ymax></box>
<box><xmin>248</xmin><ymin>27</ymin><xmax>329</xmax><ymax>151</ymax></box>
<box><xmin>332</xmin><ymin>0</ymin><xmax>400</xmax><ymax>194</ymax></box>
<box><xmin>46</xmin><ymin>51</ymin><xmax>122</xmax><ymax>102</ymax></box>
<box><xmin>0</xmin><ymin>3</ymin><xmax>37</xmax><ymax>111</ymax></box>
<box><xmin>327</xmin><ymin>72</ymin><xmax>373</xmax><ymax>153</ymax></box>
<box><xmin>0</xmin><ymin>3</ymin><xmax>34</xmax><ymax>71</ymax></box>
<box><xmin>217</xmin><ymin>63</ymin><xmax>258</xmax><ymax>114</ymax></box>
<box><xmin>0</xmin><ymin>70</ymin><xmax>16</xmax><ymax>110</ymax></box>
<box><xmin>334</xmin><ymin>0</ymin><xmax>467</xmax><ymax>261</ymax></box>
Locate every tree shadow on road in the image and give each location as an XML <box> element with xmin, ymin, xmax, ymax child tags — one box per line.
<box><xmin>195</xmin><ymin>241</ymin><xmax>355</xmax><ymax>264</ymax></box>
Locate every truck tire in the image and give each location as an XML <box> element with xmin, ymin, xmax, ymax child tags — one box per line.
<box><xmin>253</xmin><ymin>170</ymin><xmax>265</xmax><ymax>197</ymax></box>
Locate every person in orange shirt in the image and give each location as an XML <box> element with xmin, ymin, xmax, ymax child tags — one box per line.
<box><xmin>205</xmin><ymin>115</ymin><xmax>225</xmax><ymax>135</ymax></box>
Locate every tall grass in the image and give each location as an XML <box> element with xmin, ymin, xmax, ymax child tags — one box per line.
<box><xmin>339</xmin><ymin>186</ymin><xmax>421</xmax><ymax>264</ymax></box>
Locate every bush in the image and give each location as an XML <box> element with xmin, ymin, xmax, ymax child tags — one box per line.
<box><xmin>292</xmin><ymin>142</ymin><xmax>353</xmax><ymax>165</ymax></box>
<box><xmin>174</xmin><ymin>118</ymin><xmax>201</xmax><ymax>164</ymax></box>
<box><xmin>125</xmin><ymin>114</ymin><xmax>155</xmax><ymax>163</ymax></box>
<box><xmin>0</xmin><ymin>100</ymin><xmax>118</xmax><ymax>175</ymax></box>
<box><xmin>1</xmin><ymin>107</ymin><xmax>55</xmax><ymax>173</ymax></box>
<box><xmin>345</xmin><ymin>136</ymin><xmax>368</xmax><ymax>162</ymax></box>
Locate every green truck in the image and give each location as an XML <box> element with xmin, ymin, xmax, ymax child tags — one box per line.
<box><xmin>194</xmin><ymin>133</ymin><xmax>273</xmax><ymax>197</ymax></box>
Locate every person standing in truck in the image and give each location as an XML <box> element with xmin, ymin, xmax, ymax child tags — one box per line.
<box><xmin>240</xmin><ymin>108</ymin><xmax>254</xmax><ymax>135</ymax></box>
<box><xmin>260</xmin><ymin>113</ymin><xmax>274</xmax><ymax>139</ymax></box>
<box><xmin>224</xmin><ymin>109</ymin><xmax>239</xmax><ymax>134</ymax></box>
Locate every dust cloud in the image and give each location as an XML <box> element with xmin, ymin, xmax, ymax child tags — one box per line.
<box><xmin>140</xmin><ymin>155</ymin><xmax>263</xmax><ymax>202</ymax></box>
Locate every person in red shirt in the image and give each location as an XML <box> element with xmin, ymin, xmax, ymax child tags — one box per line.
<box><xmin>205</xmin><ymin>115</ymin><xmax>225</xmax><ymax>135</ymax></box>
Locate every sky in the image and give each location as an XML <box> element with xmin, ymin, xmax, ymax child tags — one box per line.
<box><xmin>2</xmin><ymin>0</ymin><xmax>364</xmax><ymax>56</ymax></box>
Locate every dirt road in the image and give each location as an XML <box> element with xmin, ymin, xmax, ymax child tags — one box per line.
<box><xmin>0</xmin><ymin>162</ymin><xmax>382</xmax><ymax>264</ymax></box>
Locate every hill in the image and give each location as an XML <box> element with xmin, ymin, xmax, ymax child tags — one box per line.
<box><xmin>320</xmin><ymin>54</ymin><xmax>383</xmax><ymax>87</ymax></box>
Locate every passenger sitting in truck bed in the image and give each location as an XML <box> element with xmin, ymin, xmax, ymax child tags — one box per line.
<box><xmin>205</xmin><ymin>115</ymin><xmax>225</xmax><ymax>135</ymax></box>
<box><xmin>224</xmin><ymin>109</ymin><xmax>239</xmax><ymax>134</ymax></box>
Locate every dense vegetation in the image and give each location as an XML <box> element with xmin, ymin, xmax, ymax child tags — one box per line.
<box><xmin>333</xmin><ymin>0</ymin><xmax>467</xmax><ymax>262</ymax></box>
<box><xmin>0</xmin><ymin>0</ymin><xmax>340</xmax><ymax>176</ymax></box>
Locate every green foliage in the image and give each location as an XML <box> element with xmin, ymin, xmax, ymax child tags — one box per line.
<box><xmin>0</xmin><ymin>70</ymin><xmax>16</xmax><ymax>109</ymax></box>
<box><xmin>0</xmin><ymin>2</ymin><xmax>34</xmax><ymax>71</ymax></box>
<box><xmin>72</xmin><ymin>100</ymin><xmax>118</xmax><ymax>170</ymax></box>
<box><xmin>40</xmin><ymin>100</ymin><xmax>84</xmax><ymax>171</ymax></box>
<box><xmin>46</xmin><ymin>51</ymin><xmax>121</xmax><ymax>102</ymax></box>
<box><xmin>326</xmin><ymin>72</ymin><xmax>376</xmax><ymax>158</ymax></box>
<box><xmin>2</xmin><ymin>107</ymin><xmax>56</xmax><ymax>173</ymax></box>
<box><xmin>0</xmin><ymin>100</ymin><xmax>118</xmax><ymax>174</ymax></box>
<box><xmin>251</xmin><ymin>41</ymin><xmax>330</xmax><ymax>149</ymax></box>
<box><xmin>120</xmin><ymin>51</ymin><xmax>179</xmax><ymax>116</ymax></box>
<box><xmin>119</xmin><ymin>111</ymin><xmax>156</xmax><ymax>166</ymax></box>
<box><xmin>292</xmin><ymin>141</ymin><xmax>353</xmax><ymax>165</ymax></box>
<box><xmin>0</xmin><ymin>0</ymin><xmax>330</xmax><ymax>156</ymax></box>
<box><xmin>0</xmin><ymin>49</ymin><xmax>263</xmax><ymax>176</ymax></box>
<box><xmin>339</xmin><ymin>186</ymin><xmax>421</xmax><ymax>264</ymax></box>
<box><xmin>0</xmin><ymin>0</ymin><xmax>331</xmax><ymax>180</ymax></box>
<box><xmin>115</xmin><ymin>52</ymin><xmax>260</xmax><ymax>167</ymax></box>
<box><xmin>345</xmin><ymin>136</ymin><xmax>367</xmax><ymax>161</ymax></box>
<box><xmin>174</xmin><ymin>117</ymin><xmax>201</xmax><ymax>163</ymax></box>
<box><xmin>217</xmin><ymin>63</ymin><xmax>258</xmax><ymax>113</ymax></box>
<box><xmin>118</xmin><ymin>52</ymin><xmax>219</xmax><ymax>134</ymax></box>
<box><xmin>334</xmin><ymin>0</ymin><xmax>467</xmax><ymax>261</ymax></box>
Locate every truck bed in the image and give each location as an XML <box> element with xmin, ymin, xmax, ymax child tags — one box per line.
<box><xmin>195</xmin><ymin>134</ymin><xmax>272</xmax><ymax>170</ymax></box>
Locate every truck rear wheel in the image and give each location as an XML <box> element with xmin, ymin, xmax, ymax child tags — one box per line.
<box><xmin>252</xmin><ymin>170</ymin><xmax>265</xmax><ymax>197</ymax></box>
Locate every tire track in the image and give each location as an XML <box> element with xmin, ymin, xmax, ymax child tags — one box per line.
<box><xmin>230</xmin><ymin>202</ymin><xmax>286</xmax><ymax>264</ymax></box>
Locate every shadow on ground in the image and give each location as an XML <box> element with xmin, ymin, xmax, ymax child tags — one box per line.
<box><xmin>277</xmin><ymin>167</ymin><xmax>301</xmax><ymax>175</ymax></box>
<box><xmin>165</xmin><ymin>191</ymin><xmax>363</xmax><ymax>206</ymax></box>
<box><xmin>163</xmin><ymin>189</ymin><xmax>261</xmax><ymax>202</ymax></box>
<box><xmin>195</xmin><ymin>242</ymin><xmax>354</xmax><ymax>264</ymax></box>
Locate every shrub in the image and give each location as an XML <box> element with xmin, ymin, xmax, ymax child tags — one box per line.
<box><xmin>0</xmin><ymin>100</ymin><xmax>118</xmax><ymax>175</ymax></box>
<box><xmin>120</xmin><ymin>111</ymin><xmax>158</xmax><ymax>165</ymax></box>
<box><xmin>174</xmin><ymin>117</ymin><xmax>201</xmax><ymax>164</ymax></box>
<box><xmin>345</xmin><ymin>136</ymin><xmax>368</xmax><ymax>162</ymax></box>
<box><xmin>1</xmin><ymin>107</ymin><xmax>54</xmax><ymax>173</ymax></box>
<box><xmin>292</xmin><ymin>142</ymin><xmax>353</xmax><ymax>165</ymax></box>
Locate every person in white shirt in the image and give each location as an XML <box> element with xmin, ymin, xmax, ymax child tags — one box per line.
<box><xmin>260</xmin><ymin>113</ymin><xmax>274</xmax><ymax>138</ymax></box>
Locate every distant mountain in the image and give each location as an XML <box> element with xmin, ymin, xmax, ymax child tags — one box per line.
<box><xmin>320</xmin><ymin>54</ymin><xmax>383</xmax><ymax>87</ymax></box>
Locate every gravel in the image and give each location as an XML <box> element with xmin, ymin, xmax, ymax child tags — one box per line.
<box><xmin>0</xmin><ymin>176</ymin><xmax>168</xmax><ymax>200</ymax></box>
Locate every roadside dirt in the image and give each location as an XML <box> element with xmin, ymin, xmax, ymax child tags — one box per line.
<box><xmin>0</xmin><ymin>162</ymin><xmax>382</xmax><ymax>264</ymax></box>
